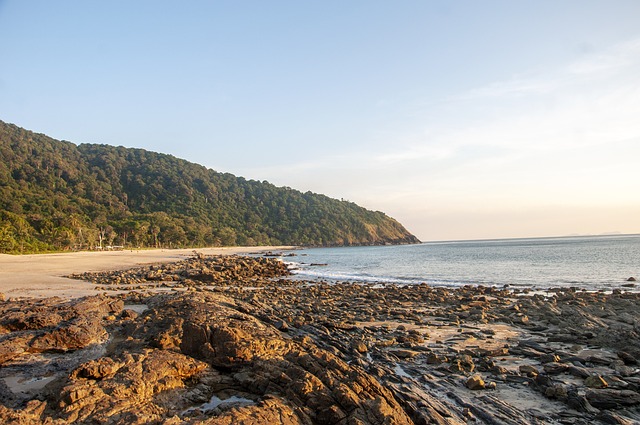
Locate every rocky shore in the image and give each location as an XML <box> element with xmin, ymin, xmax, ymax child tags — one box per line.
<box><xmin>1</xmin><ymin>254</ymin><xmax>639</xmax><ymax>424</ymax></box>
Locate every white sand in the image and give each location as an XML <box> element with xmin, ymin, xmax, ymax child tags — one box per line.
<box><xmin>0</xmin><ymin>246</ymin><xmax>295</xmax><ymax>299</ymax></box>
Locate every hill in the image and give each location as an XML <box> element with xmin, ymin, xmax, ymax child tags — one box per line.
<box><xmin>0</xmin><ymin>120</ymin><xmax>419</xmax><ymax>253</ymax></box>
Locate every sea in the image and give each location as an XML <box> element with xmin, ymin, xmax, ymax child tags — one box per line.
<box><xmin>280</xmin><ymin>234</ymin><xmax>640</xmax><ymax>292</ymax></box>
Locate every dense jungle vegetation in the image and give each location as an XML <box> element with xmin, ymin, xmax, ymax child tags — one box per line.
<box><xmin>0</xmin><ymin>120</ymin><xmax>419</xmax><ymax>253</ymax></box>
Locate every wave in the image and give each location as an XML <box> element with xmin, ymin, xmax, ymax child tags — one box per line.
<box><xmin>279</xmin><ymin>235</ymin><xmax>640</xmax><ymax>292</ymax></box>
<box><xmin>290</xmin><ymin>266</ymin><xmax>487</xmax><ymax>288</ymax></box>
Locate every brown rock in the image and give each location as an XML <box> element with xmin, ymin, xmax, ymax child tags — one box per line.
<box><xmin>121</xmin><ymin>309</ymin><xmax>139</xmax><ymax>320</ymax></box>
<box><xmin>389</xmin><ymin>349</ymin><xmax>420</xmax><ymax>359</ymax></box>
<box><xmin>198</xmin><ymin>396</ymin><xmax>307</xmax><ymax>425</ymax></box>
<box><xmin>180</xmin><ymin>314</ymin><xmax>292</xmax><ymax>367</ymax></box>
<box><xmin>72</xmin><ymin>357</ymin><xmax>121</xmax><ymax>380</ymax></box>
<box><xmin>466</xmin><ymin>375</ymin><xmax>486</xmax><ymax>390</ymax></box>
<box><xmin>451</xmin><ymin>354</ymin><xmax>475</xmax><ymax>373</ymax></box>
<box><xmin>352</xmin><ymin>341</ymin><xmax>368</xmax><ymax>353</ymax></box>
<box><xmin>58</xmin><ymin>349</ymin><xmax>208</xmax><ymax>422</ymax></box>
<box><xmin>0</xmin><ymin>336</ymin><xmax>27</xmax><ymax>365</ymax></box>
<box><xmin>30</xmin><ymin>316</ymin><xmax>107</xmax><ymax>353</ymax></box>
<box><xmin>519</xmin><ymin>365</ymin><xmax>539</xmax><ymax>377</ymax></box>
<box><xmin>426</xmin><ymin>353</ymin><xmax>446</xmax><ymax>364</ymax></box>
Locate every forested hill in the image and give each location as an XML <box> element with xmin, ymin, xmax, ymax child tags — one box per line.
<box><xmin>0</xmin><ymin>120</ymin><xmax>420</xmax><ymax>253</ymax></box>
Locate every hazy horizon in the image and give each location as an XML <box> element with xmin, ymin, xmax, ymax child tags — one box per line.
<box><xmin>420</xmin><ymin>232</ymin><xmax>640</xmax><ymax>244</ymax></box>
<box><xmin>2</xmin><ymin>1</ymin><xmax>639</xmax><ymax>241</ymax></box>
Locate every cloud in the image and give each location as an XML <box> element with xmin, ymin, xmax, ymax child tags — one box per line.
<box><xmin>455</xmin><ymin>37</ymin><xmax>640</xmax><ymax>102</ymax></box>
<box><xmin>391</xmin><ymin>37</ymin><xmax>640</xmax><ymax>163</ymax></box>
<box><xmin>238</xmin><ymin>37</ymin><xmax>640</xmax><ymax>240</ymax></box>
<box><xmin>566</xmin><ymin>38</ymin><xmax>640</xmax><ymax>77</ymax></box>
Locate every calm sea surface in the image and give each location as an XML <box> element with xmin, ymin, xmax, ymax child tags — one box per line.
<box><xmin>283</xmin><ymin>235</ymin><xmax>640</xmax><ymax>291</ymax></box>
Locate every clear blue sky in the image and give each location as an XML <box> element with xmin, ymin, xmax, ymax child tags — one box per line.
<box><xmin>1</xmin><ymin>1</ymin><xmax>639</xmax><ymax>241</ymax></box>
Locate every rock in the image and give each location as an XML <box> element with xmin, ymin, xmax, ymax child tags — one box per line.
<box><xmin>121</xmin><ymin>309</ymin><xmax>139</xmax><ymax>320</ymax></box>
<box><xmin>426</xmin><ymin>353</ymin><xmax>445</xmax><ymax>364</ymax></box>
<box><xmin>568</xmin><ymin>365</ymin><xmax>591</xmax><ymax>378</ymax></box>
<box><xmin>195</xmin><ymin>396</ymin><xmax>307</xmax><ymax>425</ymax></box>
<box><xmin>375</xmin><ymin>338</ymin><xmax>396</xmax><ymax>348</ymax></box>
<box><xmin>545</xmin><ymin>384</ymin><xmax>569</xmax><ymax>400</ymax></box>
<box><xmin>586</xmin><ymin>389</ymin><xmax>640</xmax><ymax>409</ymax></box>
<box><xmin>618</xmin><ymin>351</ymin><xmax>637</xmax><ymax>365</ymax></box>
<box><xmin>543</xmin><ymin>362</ymin><xmax>570</xmax><ymax>375</ymax></box>
<box><xmin>352</xmin><ymin>341</ymin><xmax>368</xmax><ymax>353</ymax></box>
<box><xmin>58</xmin><ymin>349</ymin><xmax>208</xmax><ymax>423</ymax></box>
<box><xmin>0</xmin><ymin>338</ymin><xmax>26</xmax><ymax>365</ymax></box>
<box><xmin>614</xmin><ymin>363</ymin><xmax>635</xmax><ymax>377</ymax></box>
<box><xmin>29</xmin><ymin>316</ymin><xmax>107</xmax><ymax>353</ymax></box>
<box><xmin>567</xmin><ymin>388</ymin><xmax>599</xmax><ymax>413</ymax></box>
<box><xmin>490</xmin><ymin>365</ymin><xmax>509</xmax><ymax>375</ymax></box>
<box><xmin>627</xmin><ymin>277</ymin><xmax>636</xmax><ymax>282</ymax></box>
<box><xmin>274</xmin><ymin>319</ymin><xmax>289</xmax><ymax>332</ymax></box>
<box><xmin>450</xmin><ymin>354</ymin><xmax>475</xmax><ymax>373</ymax></box>
<box><xmin>519</xmin><ymin>365</ymin><xmax>539</xmax><ymax>377</ymax></box>
<box><xmin>389</xmin><ymin>349</ymin><xmax>420</xmax><ymax>359</ymax></box>
<box><xmin>539</xmin><ymin>353</ymin><xmax>561</xmax><ymax>364</ymax></box>
<box><xmin>72</xmin><ymin>357</ymin><xmax>121</xmax><ymax>380</ymax></box>
<box><xmin>618</xmin><ymin>312</ymin><xmax>636</xmax><ymax>324</ymax></box>
<box><xmin>466</xmin><ymin>374</ymin><xmax>485</xmax><ymax>390</ymax></box>
<box><xmin>585</xmin><ymin>375</ymin><xmax>608</xmax><ymax>389</ymax></box>
<box><xmin>149</xmin><ymin>293</ymin><xmax>413</xmax><ymax>424</ymax></box>
<box><xmin>596</xmin><ymin>411</ymin><xmax>637</xmax><ymax>425</ymax></box>
<box><xmin>604</xmin><ymin>375</ymin><xmax>630</xmax><ymax>390</ymax></box>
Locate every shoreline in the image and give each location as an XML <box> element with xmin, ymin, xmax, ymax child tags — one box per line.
<box><xmin>0</xmin><ymin>253</ymin><xmax>638</xmax><ymax>424</ymax></box>
<box><xmin>0</xmin><ymin>246</ymin><xmax>295</xmax><ymax>299</ymax></box>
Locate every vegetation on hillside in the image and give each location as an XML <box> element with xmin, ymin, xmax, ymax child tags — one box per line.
<box><xmin>0</xmin><ymin>120</ymin><xmax>419</xmax><ymax>253</ymax></box>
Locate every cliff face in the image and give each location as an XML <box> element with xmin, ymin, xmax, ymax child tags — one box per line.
<box><xmin>0</xmin><ymin>120</ymin><xmax>420</xmax><ymax>253</ymax></box>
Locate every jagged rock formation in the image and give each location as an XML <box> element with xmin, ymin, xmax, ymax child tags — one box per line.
<box><xmin>0</xmin><ymin>291</ymin><xmax>412</xmax><ymax>424</ymax></box>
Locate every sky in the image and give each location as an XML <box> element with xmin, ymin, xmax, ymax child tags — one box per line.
<box><xmin>1</xmin><ymin>1</ymin><xmax>639</xmax><ymax>241</ymax></box>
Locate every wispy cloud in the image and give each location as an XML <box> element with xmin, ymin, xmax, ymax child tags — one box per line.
<box><xmin>566</xmin><ymin>38</ymin><xmax>640</xmax><ymax>77</ymax></box>
<box><xmin>239</xmin><ymin>36</ymin><xmax>640</xmax><ymax>240</ymax></box>
<box><xmin>454</xmin><ymin>37</ymin><xmax>640</xmax><ymax>103</ymax></box>
<box><xmin>391</xmin><ymin>37</ymin><xmax>640</xmax><ymax>164</ymax></box>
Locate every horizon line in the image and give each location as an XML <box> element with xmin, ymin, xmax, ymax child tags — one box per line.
<box><xmin>420</xmin><ymin>232</ymin><xmax>640</xmax><ymax>244</ymax></box>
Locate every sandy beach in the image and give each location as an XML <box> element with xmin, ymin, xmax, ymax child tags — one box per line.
<box><xmin>0</xmin><ymin>246</ymin><xmax>294</xmax><ymax>298</ymax></box>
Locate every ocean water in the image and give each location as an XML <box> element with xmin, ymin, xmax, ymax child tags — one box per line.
<box><xmin>283</xmin><ymin>235</ymin><xmax>640</xmax><ymax>291</ymax></box>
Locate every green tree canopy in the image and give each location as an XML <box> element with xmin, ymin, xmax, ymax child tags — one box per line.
<box><xmin>0</xmin><ymin>120</ymin><xmax>419</xmax><ymax>253</ymax></box>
